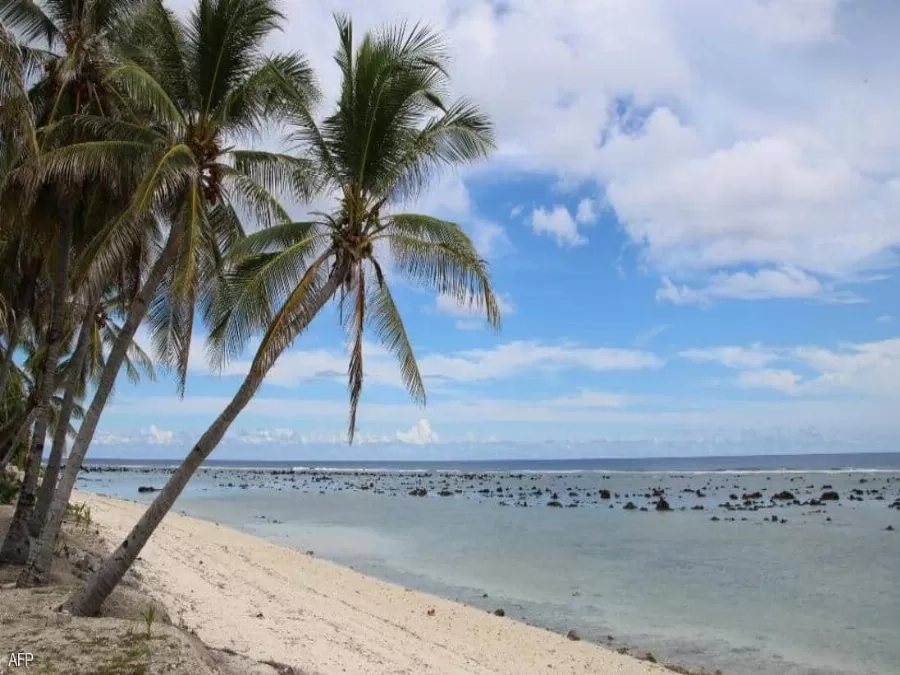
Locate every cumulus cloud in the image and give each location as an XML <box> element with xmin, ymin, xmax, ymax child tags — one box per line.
<box><xmin>530</xmin><ymin>205</ymin><xmax>587</xmax><ymax>247</ymax></box>
<box><xmin>396</xmin><ymin>419</ymin><xmax>439</xmax><ymax>445</ymax></box>
<box><xmin>658</xmin><ymin>267</ymin><xmax>826</xmax><ymax>305</ymax></box>
<box><xmin>683</xmin><ymin>338</ymin><xmax>900</xmax><ymax>397</ymax></box>
<box><xmin>164</xmin><ymin>0</ymin><xmax>900</xmax><ymax>302</ymax></box>
<box><xmin>145</xmin><ymin>425</ymin><xmax>175</xmax><ymax>445</ymax></box>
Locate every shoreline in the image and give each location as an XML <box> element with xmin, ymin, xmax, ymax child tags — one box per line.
<box><xmin>74</xmin><ymin>490</ymin><xmax>674</xmax><ymax>675</ymax></box>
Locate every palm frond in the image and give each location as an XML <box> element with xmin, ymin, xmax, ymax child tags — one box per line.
<box><xmin>231</xmin><ymin>150</ymin><xmax>320</xmax><ymax>203</ymax></box>
<box><xmin>188</xmin><ymin>0</ymin><xmax>285</xmax><ymax>121</ymax></box>
<box><xmin>0</xmin><ymin>0</ymin><xmax>60</xmax><ymax>45</ymax></box>
<box><xmin>385</xmin><ymin>217</ymin><xmax>500</xmax><ymax>330</ymax></box>
<box><xmin>365</xmin><ymin>261</ymin><xmax>425</xmax><ymax>406</ymax></box>
<box><xmin>206</xmin><ymin>222</ymin><xmax>328</xmax><ymax>369</ymax></box>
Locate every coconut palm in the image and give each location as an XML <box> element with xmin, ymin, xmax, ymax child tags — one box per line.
<box><xmin>64</xmin><ymin>14</ymin><xmax>499</xmax><ymax>617</ymax></box>
<box><xmin>20</xmin><ymin>0</ymin><xmax>320</xmax><ymax>587</ymax></box>
<box><xmin>30</xmin><ymin>285</ymin><xmax>155</xmax><ymax>534</ymax></box>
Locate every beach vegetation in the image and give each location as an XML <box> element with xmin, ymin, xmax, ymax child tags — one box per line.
<box><xmin>0</xmin><ymin>0</ymin><xmax>498</xmax><ymax>618</ymax></box>
<box><xmin>62</xmin><ymin>9</ymin><xmax>498</xmax><ymax>616</ymax></box>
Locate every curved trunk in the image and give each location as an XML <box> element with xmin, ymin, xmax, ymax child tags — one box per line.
<box><xmin>65</xmin><ymin>372</ymin><xmax>261</xmax><ymax>614</ymax></box>
<box><xmin>30</xmin><ymin>302</ymin><xmax>96</xmax><ymax>536</ymax></box>
<box><xmin>64</xmin><ymin>273</ymin><xmax>342</xmax><ymax>616</ymax></box>
<box><xmin>19</xmin><ymin>228</ymin><xmax>182</xmax><ymax>587</ymax></box>
<box><xmin>0</xmin><ymin>421</ymin><xmax>47</xmax><ymax>564</ymax></box>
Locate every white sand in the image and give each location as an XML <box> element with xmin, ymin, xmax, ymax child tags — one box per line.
<box><xmin>77</xmin><ymin>492</ymin><xmax>669</xmax><ymax>675</ymax></box>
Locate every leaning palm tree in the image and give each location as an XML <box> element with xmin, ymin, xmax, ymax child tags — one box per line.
<box><xmin>65</xmin><ymin>14</ymin><xmax>500</xmax><ymax>616</ymax></box>
<box><xmin>21</xmin><ymin>0</ymin><xmax>320</xmax><ymax>587</ymax></box>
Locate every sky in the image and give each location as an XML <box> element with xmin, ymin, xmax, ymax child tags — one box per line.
<box><xmin>94</xmin><ymin>0</ymin><xmax>900</xmax><ymax>460</ymax></box>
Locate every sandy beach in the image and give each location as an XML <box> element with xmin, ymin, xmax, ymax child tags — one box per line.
<box><xmin>74</xmin><ymin>491</ymin><xmax>669</xmax><ymax>675</ymax></box>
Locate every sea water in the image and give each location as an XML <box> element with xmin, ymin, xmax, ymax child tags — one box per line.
<box><xmin>76</xmin><ymin>453</ymin><xmax>900</xmax><ymax>675</ymax></box>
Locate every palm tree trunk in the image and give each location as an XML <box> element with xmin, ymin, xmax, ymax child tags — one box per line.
<box><xmin>0</xmin><ymin>420</ymin><xmax>47</xmax><ymax>564</ymax></box>
<box><xmin>19</xmin><ymin>228</ymin><xmax>183</xmax><ymax>587</ymax></box>
<box><xmin>63</xmin><ymin>273</ymin><xmax>342</xmax><ymax>616</ymax></box>
<box><xmin>30</xmin><ymin>301</ymin><xmax>96</xmax><ymax>536</ymax></box>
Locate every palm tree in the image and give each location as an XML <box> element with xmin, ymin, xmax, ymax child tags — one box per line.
<box><xmin>30</xmin><ymin>286</ymin><xmax>155</xmax><ymax>534</ymax></box>
<box><xmin>20</xmin><ymin>0</ymin><xmax>320</xmax><ymax>587</ymax></box>
<box><xmin>64</xmin><ymin>14</ymin><xmax>500</xmax><ymax>617</ymax></box>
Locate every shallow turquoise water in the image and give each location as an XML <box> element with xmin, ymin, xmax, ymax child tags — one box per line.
<box><xmin>79</xmin><ymin>467</ymin><xmax>900</xmax><ymax>675</ymax></box>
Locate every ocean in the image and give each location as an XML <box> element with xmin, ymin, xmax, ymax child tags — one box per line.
<box><xmin>76</xmin><ymin>452</ymin><xmax>900</xmax><ymax>675</ymax></box>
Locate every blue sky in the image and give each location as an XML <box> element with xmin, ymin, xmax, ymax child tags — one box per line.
<box><xmin>94</xmin><ymin>0</ymin><xmax>900</xmax><ymax>460</ymax></box>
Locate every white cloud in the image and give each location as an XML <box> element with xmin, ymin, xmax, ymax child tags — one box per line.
<box><xmin>575</xmin><ymin>198</ymin><xmax>597</xmax><ymax>225</ymax></box>
<box><xmin>145</xmin><ymin>425</ymin><xmax>175</xmax><ymax>445</ymax></box>
<box><xmin>680</xmin><ymin>345</ymin><xmax>779</xmax><ymax>370</ymax></box>
<box><xmin>658</xmin><ymin>267</ymin><xmax>824</xmax><ymax>305</ymax></box>
<box><xmin>197</xmin><ymin>340</ymin><xmax>661</xmax><ymax>388</ymax></box>
<box><xmin>877</xmin><ymin>314</ymin><xmax>893</xmax><ymax>324</ymax></box>
<box><xmin>683</xmin><ymin>338</ymin><xmax>900</xmax><ymax>398</ymax></box>
<box><xmin>530</xmin><ymin>205</ymin><xmax>587</xmax><ymax>247</ymax></box>
<box><xmin>509</xmin><ymin>205</ymin><xmax>523</xmax><ymax>218</ymax></box>
<box><xmin>396</xmin><ymin>419</ymin><xmax>439</xmax><ymax>445</ymax></box>
<box><xmin>163</xmin><ymin>0</ymin><xmax>900</xmax><ymax>302</ymax></box>
<box><xmin>543</xmin><ymin>390</ymin><xmax>633</xmax><ymax>408</ymax></box>
<box><xmin>738</xmin><ymin>369</ymin><xmax>802</xmax><ymax>394</ymax></box>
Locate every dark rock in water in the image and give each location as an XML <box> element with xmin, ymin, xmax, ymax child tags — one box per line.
<box><xmin>408</xmin><ymin>488</ymin><xmax>427</xmax><ymax>497</ymax></box>
<box><xmin>886</xmin><ymin>525</ymin><xmax>895</xmax><ymax>531</ymax></box>
<box><xmin>729</xmin><ymin>493</ymin><xmax>739</xmax><ymax>501</ymax></box>
<box><xmin>655</xmin><ymin>498</ymin><xmax>672</xmax><ymax>512</ymax></box>
<box><xmin>493</xmin><ymin>608</ymin><xmax>505</xmax><ymax>617</ymax></box>
<box><xmin>599</xmin><ymin>489</ymin><xmax>611</xmax><ymax>499</ymax></box>
<box><xmin>623</xmin><ymin>502</ymin><xmax>637</xmax><ymax>510</ymax></box>
<box><xmin>742</xmin><ymin>491</ymin><xmax>763</xmax><ymax>500</ymax></box>
<box><xmin>691</xmin><ymin>505</ymin><xmax>704</xmax><ymax>510</ymax></box>
<box><xmin>137</xmin><ymin>486</ymin><xmax>157</xmax><ymax>493</ymax></box>
<box><xmin>438</xmin><ymin>489</ymin><xmax>453</xmax><ymax>497</ymax></box>
<box><xmin>820</xmin><ymin>491</ymin><xmax>840</xmax><ymax>501</ymax></box>
<box><xmin>566</xmin><ymin>630</ymin><xmax>580</xmax><ymax>641</ymax></box>
<box><xmin>710</xmin><ymin>516</ymin><xmax>720</xmax><ymax>522</ymax></box>
<box><xmin>771</xmin><ymin>514</ymin><xmax>779</xmax><ymax>522</ymax></box>
<box><xmin>772</xmin><ymin>491</ymin><xmax>795</xmax><ymax>501</ymax></box>
<box><xmin>822</xmin><ymin>484</ymin><xmax>833</xmax><ymax>490</ymax></box>
<box><xmin>547</xmin><ymin>500</ymin><xmax>563</xmax><ymax>508</ymax></box>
